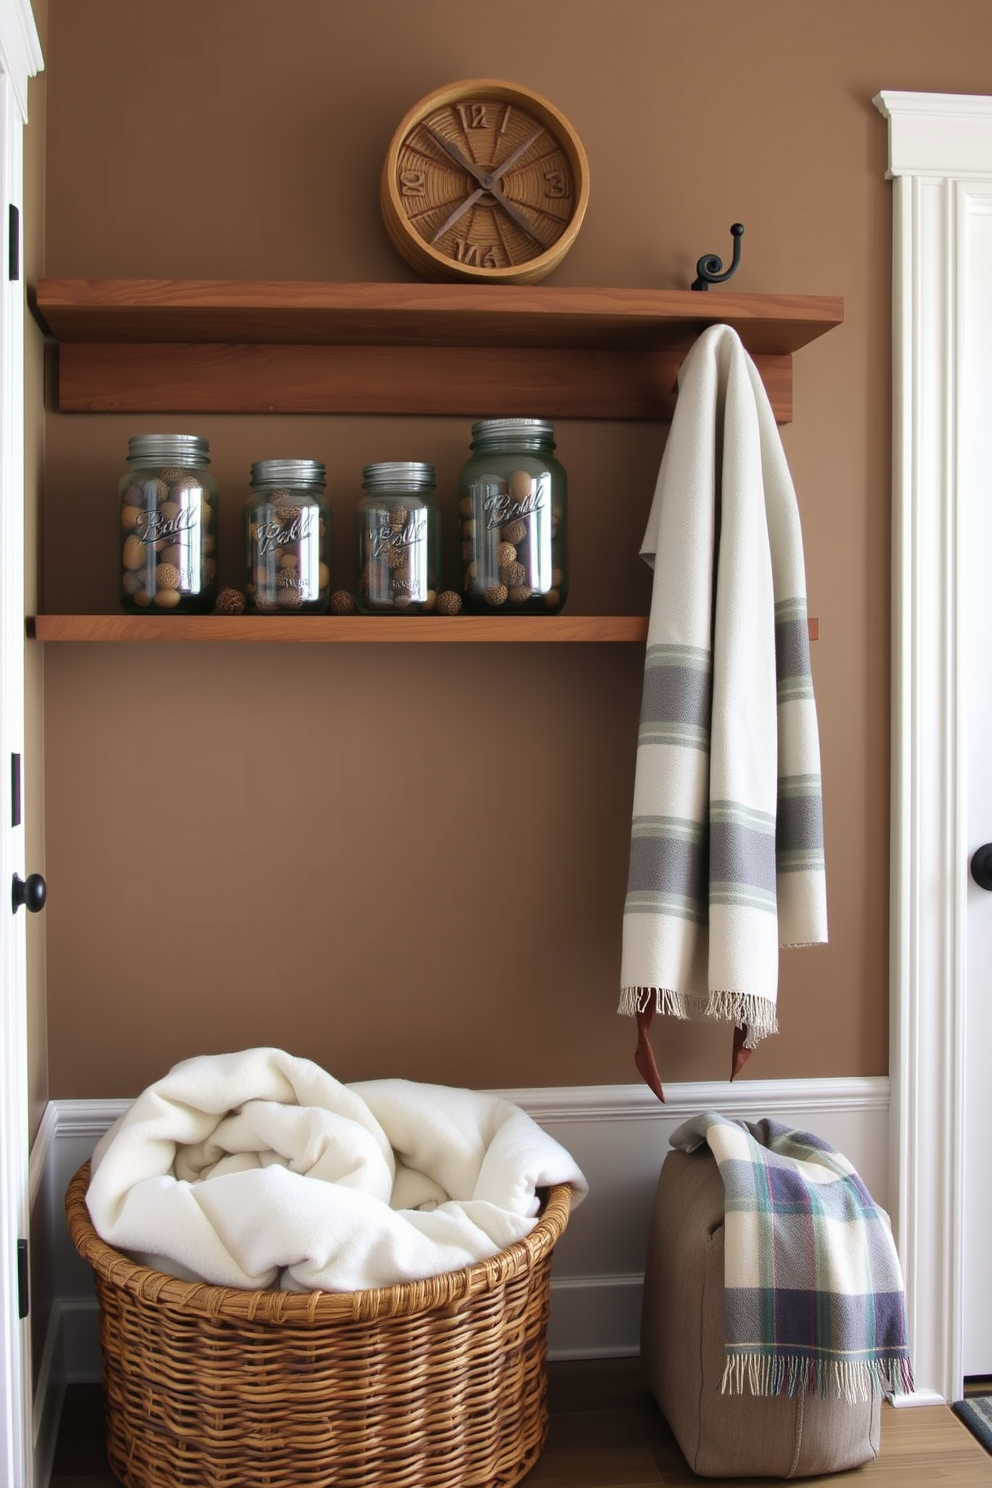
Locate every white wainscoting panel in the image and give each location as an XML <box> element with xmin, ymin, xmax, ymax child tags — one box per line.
<box><xmin>29</xmin><ymin>1078</ymin><xmax>888</xmax><ymax>1484</ymax></box>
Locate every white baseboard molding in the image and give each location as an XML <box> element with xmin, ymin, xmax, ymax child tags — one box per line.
<box><xmin>888</xmin><ymin>1387</ymin><xmax>947</xmax><ymax>1407</ymax></box>
<box><xmin>28</xmin><ymin>1076</ymin><xmax>891</xmax><ymax>1484</ymax></box>
<box><xmin>549</xmin><ymin>1272</ymin><xmax>643</xmax><ymax>1358</ymax></box>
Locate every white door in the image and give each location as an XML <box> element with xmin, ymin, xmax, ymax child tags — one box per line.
<box><xmin>963</xmin><ymin>188</ymin><xmax>992</xmax><ymax>1382</ymax></box>
<box><xmin>0</xmin><ymin>5</ymin><xmax>43</xmax><ymax>1482</ymax></box>
<box><xmin>0</xmin><ymin>84</ymin><xmax>31</xmax><ymax>1488</ymax></box>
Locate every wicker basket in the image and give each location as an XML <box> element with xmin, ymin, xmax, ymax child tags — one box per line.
<box><xmin>66</xmin><ymin>1161</ymin><xmax>572</xmax><ymax>1488</ymax></box>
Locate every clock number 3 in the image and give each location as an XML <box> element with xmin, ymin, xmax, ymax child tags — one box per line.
<box><xmin>400</xmin><ymin>170</ymin><xmax>426</xmax><ymax>196</ymax></box>
<box><xmin>544</xmin><ymin>171</ymin><xmax>569</xmax><ymax>199</ymax></box>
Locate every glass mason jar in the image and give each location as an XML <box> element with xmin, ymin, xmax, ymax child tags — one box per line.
<box><xmin>458</xmin><ymin>418</ymin><xmax>567</xmax><ymax>614</ymax></box>
<box><xmin>356</xmin><ymin>462</ymin><xmax>441</xmax><ymax>614</ymax></box>
<box><xmin>245</xmin><ymin>459</ymin><xmax>330</xmax><ymax>614</ymax></box>
<box><xmin>118</xmin><ymin>433</ymin><xmax>218</xmax><ymax>612</ymax></box>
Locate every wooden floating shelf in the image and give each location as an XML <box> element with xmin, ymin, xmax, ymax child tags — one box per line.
<box><xmin>33</xmin><ymin>280</ymin><xmax>843</xmax><ymax>423</ymax></box>
<box><xmin>30</xmin><ymin>614</ymin><xmax>820</xmax><ymax>644</ymax></box>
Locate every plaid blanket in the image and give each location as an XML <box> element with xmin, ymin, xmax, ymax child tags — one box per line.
<box><xmin>670</xmin><ymin>1111</ymin><xmax>914</xmax><ymax>1400</ymax></box>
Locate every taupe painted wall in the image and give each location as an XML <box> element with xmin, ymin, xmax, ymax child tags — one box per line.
<box><xmin>36</xmin><ymin>0</ymin><xmax>989</xmax><ymax>1097</ymax></box>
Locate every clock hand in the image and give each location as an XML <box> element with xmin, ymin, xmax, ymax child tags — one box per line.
<box><xmin>421</xmin><ymin>121</ymin><xmax>549</xmax><ymax>249</ymax></box>
<box><xmin>424</xmin><ymin>122</ymin><xmax>545</xmax><ymax>192</ymax></box>
<box><xmin>490</xmin><ymin>127</ymin><xmax>545</xmax><ymax>184</ymax></box>
<box><xmin>430</xmin><ymin>187</ymin><xmax>485</xmax><ymax>244</ymax></box>
<box><xmin>488</xmin><ymin>180</ymin><xmax>549</xmax><ymax>248</ymax></box>
<box><xmin>421</xmin><ymin>125</ymin><xmax>489</xmax><ymax>187</ymax></box>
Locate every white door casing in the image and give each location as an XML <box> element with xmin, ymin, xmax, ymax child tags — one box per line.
<box><xmin>874</xmin><ymin>89</ymin><xmax>992</xmax><ymax>1405</ymax></box>
<box><xmin>962</xmin><ymin>195</ymin><xmax>992</xmax><ymax>1377</ymax></box>
<box><xmin>0</xmin><ymin>0</ymin><xmax>42</xmax><ymax>1482</ymax></box>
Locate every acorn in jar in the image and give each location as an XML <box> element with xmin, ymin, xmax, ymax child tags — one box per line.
<box><xmin>118</xmin><ymin>434</ymin><xmax>218</xmax><ymax>613</ymax></box>
<box><xmin>245</xmin><ymin>459</ymin><xmax>330</xmax><ymax>615</ymax></box>
<box><xmin>356</xmin><ymin>462</ymin><xmax>441</xmax><ymax>614</ymax></box>
<box><xmin>458</xmin><ymin>418</ymin><xmax>567</xmax><ymax>614</ymax></box>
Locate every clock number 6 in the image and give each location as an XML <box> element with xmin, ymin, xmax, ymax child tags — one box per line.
<box><xmin>455</xmin><ymin>241</ymin><xmax>501</xmax><ymax>268</ymax></box>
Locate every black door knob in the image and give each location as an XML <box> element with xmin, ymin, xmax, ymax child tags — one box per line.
<box><xmin>11</xmin><ymin>872</ymin><xmax>46</xmax><ymax>914</ymax></box>
<box><xmin>971</xmin><ymin>845</ymin><xmax>992</xmax><ymax>891</ymax></box>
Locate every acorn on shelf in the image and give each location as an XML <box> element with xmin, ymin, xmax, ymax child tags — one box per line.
<box><xmin>213</xmin><ymin>588</ymin><xmax>246</xmax><ymax>615</ymax></box>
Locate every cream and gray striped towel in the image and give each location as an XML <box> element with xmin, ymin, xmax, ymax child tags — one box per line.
<box><xmin>619</xmin><ymin>324</ymin><xmax>827</xmax><ymax>1074</ymax></box>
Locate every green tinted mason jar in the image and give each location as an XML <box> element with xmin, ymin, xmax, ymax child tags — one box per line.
<box><xmin>458</xmin><ymin>418</ymin><xmax>567</xmax><ymax>614</ymax></box>
<box><xmin>118</xmin><ymin>433</ymin><xmax>218</xmax><ymax>613</ymax></box>
<box><xmin>356</xmin><ymin>462</ymin><xmax>441</xmax><ymax>614</ymax></box>
<box><xmin>245</xmin><ymin>459</ymin><xmax>330</xmax><ymax>614</ymax></box>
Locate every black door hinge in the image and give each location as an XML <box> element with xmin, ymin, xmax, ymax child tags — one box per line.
<box><xmin>11</xmin><ymin>753</ymin><xmax>21</xmax><ymax>828</ymax></box>
<box><xmin>17</xmin><ymin>1239</ymin><xmax>28</xmax><ymax>1319</ymax></box>
<box><xmin>8</xmin><ymin>203</ymin><xmax>19</xmax><ymax>282</ymax></box>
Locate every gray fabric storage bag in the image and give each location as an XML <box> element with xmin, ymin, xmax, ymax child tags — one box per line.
<box><xmin>641</xmin><ymin>1148</ymin><xmax>881</xmax><ymax>1478</ymax></box>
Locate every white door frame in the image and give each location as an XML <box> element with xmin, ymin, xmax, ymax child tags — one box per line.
<box><xmin>0</xmin><ymin>0</ymin><xmax>42</xmax><ymax>1482</ymax></box>
<box><xmin>875</xmin><ymin>89</ymin><xmax>992</xmax><ymax>1407</ymax></box>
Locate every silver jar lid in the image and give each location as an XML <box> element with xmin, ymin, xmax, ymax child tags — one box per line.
<box><xmin>470</xmin><ymin>418</ymin><xmax>554</xmax><ymax>442</ymax></box>
<box><xmin>127</xmin><ymin>433</ymin><xmax>211</xmax><ymax>466</ymax></box>
<box><xmin>361</xmin><ymin>461</ymin><xmax>435</xmax><ymax>491</ymax></box>
<box><xmin>250</xmin><ymin>458</ymin><xmax>326</xmax><ymax>487</ymax></box>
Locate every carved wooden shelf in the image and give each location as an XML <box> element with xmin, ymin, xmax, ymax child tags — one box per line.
<box><xmin>33</xmin><ymin>279</ymin><xmax>843</xmax><ymax>422</ymax></box>
<box><xmin>29</xmin><ymin>614</ymin><xmax>819</xmax><ymax>644</ymax></box>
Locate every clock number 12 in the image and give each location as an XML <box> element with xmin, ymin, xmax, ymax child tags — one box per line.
<box><xmin>457</xmin><ymin>102</ymin><xmax>488</xmax><ymax>131</ymax></box>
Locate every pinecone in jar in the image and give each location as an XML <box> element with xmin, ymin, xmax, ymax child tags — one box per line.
<box><xmin>169</xmin><ymin>475</ymin><xmax>204</xmax><ymax>500</ymax></box>
<box><xmin>155</xmin><ymin>563</ymin><xmax>182</xmax><ymax>591</ymax></box>
<box><xmin>143</xmin><ymin>478</ymin><xmax>168</xmax><ymax>505</ymax></box>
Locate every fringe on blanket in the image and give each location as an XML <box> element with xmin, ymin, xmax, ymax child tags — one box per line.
<box><xmin>618</xmin><ymin>986</ymin><xmax>778</xmax><ymax>1047</ymax></box>
<box><xmin>721</xmin><ymin>1353</ymin><xmax>916</xmax><ymax>1402</ymax></box>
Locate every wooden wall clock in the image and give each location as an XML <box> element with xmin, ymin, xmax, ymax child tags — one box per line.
<box><xmin>381</xmin><ymin>79</ymin><xmax>590</xmax><ymax>285</ymax></box>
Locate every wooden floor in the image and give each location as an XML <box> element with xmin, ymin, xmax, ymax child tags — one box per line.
<box><xmin>50</xmin><ymin>1360</ymin><xmax>992</xmax><ymax>1487</ymax></box>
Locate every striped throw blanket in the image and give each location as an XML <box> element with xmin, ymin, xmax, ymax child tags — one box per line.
<box><xmin>619</xmin><ymin>324</ymin><xmax>827</xmax><ymax>1095</ymax></box>
<box><xmin>671</xmin><ymin>1111</ymin><xmax>914</xmax><ymax>1401</ymax></box>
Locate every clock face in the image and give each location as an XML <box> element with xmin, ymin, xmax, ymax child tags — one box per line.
<box><xmin>381</xmin><ymin>80</ymin><xmax>589</xmax><ymax>284</ymax></box>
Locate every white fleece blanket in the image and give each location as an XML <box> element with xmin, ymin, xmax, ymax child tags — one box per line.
<box><xmin>86</xmin><ymin>1048</ymin><xmax>588</xmax><ymax>1292</ymax></box>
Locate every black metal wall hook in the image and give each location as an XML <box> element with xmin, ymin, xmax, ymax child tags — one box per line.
<box><xmin>691</xmin><ymin>223</ymin><xmax>744</xmax><ymax>290</ymax></box>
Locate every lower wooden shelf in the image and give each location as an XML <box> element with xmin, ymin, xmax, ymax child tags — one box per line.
<box><xmin>29</xmin><ymin>613</ymin><xmax>651</xmax><ymax>643</ymax></box>
<box><xmin>30</xmin><ymin>614</ymin><xmax>820</xmax><ymax>644</ymax></box>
